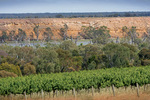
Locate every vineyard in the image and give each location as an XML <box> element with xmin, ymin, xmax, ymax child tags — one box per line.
<box><xmin>0</xmin><ymin>66</ymin><xmax>150</xmax><ymax>96</ymax></box>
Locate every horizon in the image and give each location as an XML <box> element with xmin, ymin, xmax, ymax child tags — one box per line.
<box><xmin>0</xmin><ymin>0</ymin><xmax>150</xmax><ymax>13</ymax></box>
<box><xmin>0</xmin><ymin>11</ymin><xmax>150</xmax><ymax>14</ymax></box>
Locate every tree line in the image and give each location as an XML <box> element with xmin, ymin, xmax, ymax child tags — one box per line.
<box><xmin>0</xmin><ymin>12</ymin><xmax>150</xmax><ymax>19</ymax></box>
<box><xmin>0</xmin><ymin>23</ymin><xmax>70</xmax><ymax>43</ymax></box>
<box><xmin>0</xmin><ymin>25</ymin><xmax>150</xmax><ymax>77</ymax></box>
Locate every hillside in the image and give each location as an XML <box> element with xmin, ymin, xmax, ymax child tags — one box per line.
<box><xmin>0</xmin><ymin>17</ymin><xmax>150</xmax><ymax>39</ymax></box>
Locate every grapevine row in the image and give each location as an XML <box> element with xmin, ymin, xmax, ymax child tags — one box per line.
<box><xmin>0</xmin><ymin>66</ymin><xmax>150</xmax><ymax>95</ymax></box>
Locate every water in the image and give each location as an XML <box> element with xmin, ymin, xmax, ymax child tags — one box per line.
<box><xmin>0</xmin><ymin>40</ymin><xmax>91</xmax><ymax>47</ymax></box>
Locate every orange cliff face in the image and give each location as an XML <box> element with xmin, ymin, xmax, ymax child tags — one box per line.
<box><xmin>0</xmin><ymin>17</ymin><xmax>150</xmax><ymax>40</ymax></box>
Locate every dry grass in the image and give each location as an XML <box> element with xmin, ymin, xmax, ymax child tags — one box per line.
<box><xmin>1</xmin><ymin>85</ymin><xmax>150</xmax><ymax>100</ymax></box>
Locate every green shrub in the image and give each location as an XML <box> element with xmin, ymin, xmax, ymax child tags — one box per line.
<box><xmin>139</xmin><ymin>49</ymin><xmax>150</xmax><ymax>59</ymax></box>
<box><xmin>0</xmin><ymin>62</ymin><xmax>22</xmax><ymax>76</ymax></box>
<box><xmin>0</xmin><ymin>70</ymin><xmax>17</xmax><ymax>78</ymax></box>
<box><xmin>141</xmin><ymin>60</ymin><xmax>150</xmax><ymax>66</ymax></box>
<box><xmin>87</xmin><ymin>61</ymin><xmax>96</xmax><ymax>70</ymax></box>
<box><xmin>23</xmin><ymin>63</ymin><xmax>36</xmax><ymax>75</ymax></box>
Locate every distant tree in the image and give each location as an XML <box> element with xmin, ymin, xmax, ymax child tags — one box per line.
<box><xmin>32</xmin><ymin>48</ymin><xmax>60</xmax><ymax>73</ymax></box>
<box><xmin>139</xmin><ymin>48</ymin><xmax>150</xmax><ymax>66</ymax></box>
<box><xmin>43</xmin><ymin>32</ymin><xmax>47</xmax><ymax>41</ymax></box>
<box><xmin>146</xmin><ymin>28</ymin><xmax>150</xmax><ymax>46</ymax></box>
<box><xmin>93</xmin><ymin>26</ymin><xmax>111</xmax><ymax>44</ymax></box>
<box><xmin>141</xmin><ymin>59</ymin><xmax>150</xmax><ymax>66</ymax></box>
<box><xmin>0</xmin><ymin>45</ymin><xmax>13</xmax><ymax>53</ymax></box>
<box><xmin>81</xmin><ymin>26</ymin><xmax>95</xmax><ymax>39</ymax></box>
<box><xmin>23</xmin><ymin>63</ymin><xmax>36</xmax><ymax>75</ymax></box>
<box><xmin>116</xmin><ymin>37</ymin><xmax>120</xmax><ymax>43</ymax></box>
<box><xmin>121</xmin><ymin>26</ymin><xmax>139</xmax><ymax>45</ymax></box>
<box><xmin>72</xmin><ymin>49</ymin><xmax>79</xmax><ymax>56</ymax></box>
<box><xmin>63</xmin><ymin>23</ymin><xmax>69</xmax><ymax>39</ymax></box>
<box><xmin>81</xmin><ymin>26</ymin><xmax>111</xmax><ymax>45</ymax></box>
<box><xmin>59</xmin><ymin>24</ymin><xmax>68</xmax><ymax>40</ymax></box>
<box><xmin>80</xmin><ymin>44</ymin><xmax>102</xmax><ymax>69</ymax></box>
<box><xmin>70</xmin><ymin>35</ymin><xmax>73</xmax><ymax>42</ymax></box>
<box><xmin>9</xmin><ymin>30</ymin><xmax>15</xmax><ymax>41</ymax></box>
<box><xmin>55</xmin><ymin>14</ymin><xmax>64</xmax><ymax>18</ymax></box>
<box><xmin>0</xmin><ymin>56</ymin><xmax>19</xmax><ymax>66</ymax></box>
<box><xmin>54</xmin><ymin>64</ymin><xmax>61</xmax><ymax>73</ymax></box>
<box><xmin>0</xmin><ymin>31</ymin><xmax>8</xmax><ymax>42</ymax></box>
<box><xmin>124</xmin><ymin>13</ymin><xmax>131</xmax><ymax>17</ymax></box>
<box><xmin>0</xmin><ymin>62</ymin><xmax>22</xmax><ymax>76</ymax></box>
<box><xmin>43</xmin><ymin>27</ymin><xmax>53</xmax><ymax>42</ymax></box>
<box><xmin>103</xmin><ymin>43</ymin><xmax>131</xmax><ymax>68</ymax></box>
<box><xmin>142</xmin><ymin>28</ymin><xmax>150</xmax><ymax>47</ymax></box>
<box><xmin>44</xmin><ymin>62</ymin><xmax>55</xmax><ymax>73</ymax></box>
<box><xmin>56</xmin><ymin>48</ymin><xmax>72</xmax><ymax>72</ymax></box>
<box><xmin>0</xmin><ymin>70</ymin><xmax>17</xmax><ymax>78</ymax></box>
<box><xmin>113</xmin><ymin>13</ymin><xmax>119</xmax><ymax>17</ymax></box>
<box><xmin>122</xmin><ymin>43</ymin><xmax>141</xmax><ymax>66</ymax></box>
<box><xmin>14</xmin><ymin>34</ymin><xmax>19</xmax><ymax>42</ymax></box>
<box><xmin>30</xmin><ymin>32</ymin><xmax>34</xmax><ymax>41</ymax></box>
<box><xmin>70</xmin><ymin>16</ymin><xmax>77</xmax><ymax>18</ymax></box>
<box><xmin>0</xmin><ymin>50</ymin><xmax>8</xmax><ymax>58</ymax></box>
<box><xmin>133</xmin><ymin>13</ymin><xmax>137</xmax><ymax>17</ymax></box>
<box><xmin>9</xmin><ymin>46</ymin><xmax>35</xmax><ymax>63</ymax></box>
<box><xmin>68</xmin><ymin>56</ymin><xmax>83</xmax><ymax>71</ymax></box>
<box><xmin>75</xmin><ymin>35</ymin><xmax>80</xmax><ymax>44</ymax></box>
<box><xmin>33</xmin><ymin>25</ymin><xmax>40</xmax><ymax>41</ymax></box>
<box><xmin>121</xmin><ymin>26</ymin><xmax>130</xmax><ymax>43</ymax></box>
<box><xmin>34</xmin><ymin>16</ymin><xmax>38</xmax><ymax>18</ymax></box>
<box><xmin>18</xmin><ymin>28</ymin><xmax>26</xmax><ymax>41</ymax></box>
<box><xmin>60</xmin><ymin>40</ymin><xmax>77</xmax><ymax>51</ymax></box>
<box><xmin>128</xmin><ymin>26</ymin><xmax>139</xmax><ymax>44</ymax></box>
<box><xmin>87</xmin><ymin>61</ymin><xmax>96</xmax><ymax>70</ymax></box>
<box><xmin>122</xmin><ymin>26</ymin><xmax>128</xmax><ymax>37</ymax></box>
<box><xmin>139</xmin><ymin>48</ymin><xmax>150</xmax><ymax>60</ymax></box>
<box><xmin>59</xmin><ymin>28</ymin><xmax>65</xmax><ymax>39</ymax></box>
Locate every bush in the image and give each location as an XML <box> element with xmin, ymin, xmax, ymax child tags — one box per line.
<box><xmin>0</xmin><ymin>56</ymin><xmax>19</xmax><ymax>65</ymax></box>
<box><xmin>139</xmin><ymin>49</ymin><xmax>150</xmax><ymax>59</ymax></box>
<box><xmin>0</xmin><ymin>70</ymin><xmax>17</xmax><ymax>78</ymax></box>
<box><xmin>60</xmin><ymin>40</ymin><xmax>77</xmax><ymax>51</ymax></box>
<box><xmin>0</xmin><ymin>50</ymin><xmax>8</xmax><ymax>58</ymax></box>
<box><xmin>103</xmin><ymin>43</ymin><xmax>130</xmax><ymax>68</ymax></box>
<box><xmin>23</xmin><ymin>63</ymin><xmax>36</xmax><ymax>75</ymax></box>
<box><xmin>0</xmin><ymin>62</ymin><xmax>22</xmax><ymax>76</ymax></box>
<box><xmin>44</xmin><ymin>63</ymin><xmax>55</xmax><ymax>73</ymax></box>
<box><xmin>141</xmin><ymin>60</ymin><xmax>150</xmax><ymax>66</ymax></box>
<box><xmin>87</xmin><ymin>61</ymin><xmax>96</xmax><ymax>70</ymax></box>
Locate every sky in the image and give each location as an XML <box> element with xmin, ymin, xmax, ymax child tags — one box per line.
<box><xmin>0</xmin><ymin>0</ymin><xmax>150</xmax><ymax>13</ymax></box>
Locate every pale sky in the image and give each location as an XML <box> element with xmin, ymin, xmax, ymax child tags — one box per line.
<box><xmin>0</xmin><ymin>0</ymin><xmax>150</xmax><ymax>13</ymax></box>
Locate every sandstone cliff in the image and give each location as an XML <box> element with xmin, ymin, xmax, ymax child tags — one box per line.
<box><xmin>0</xmin><ymin>17</ymin><xmax>150</xmax><ymax>39</ymax></box>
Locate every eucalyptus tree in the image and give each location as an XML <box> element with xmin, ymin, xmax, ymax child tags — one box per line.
<box><xmin>30</xmin><ymin>32</ymin><xmax>34</xmax><ymax>41</ymax></box>
<box><xmin>59</xmin><ymin>23</ymin><xmax>68</xmax><ymax>40</ymax></box>
<box><xmin>143</xmin><ymin>28</ymin><xmax>150</xmax><ymax>43</ymax></box>
<box><xmin>63</xmin><ymin>23</ymin><xmax>68</xmax><ymax>40</ymax></box>
<box><xmin>33</xmin><ymin>25</ymin><xmax>40</xmax><ymax>41</ymax></box>
<box><xmin>9</xmin><ymin>30</ymin><xmax>15</xmax><ymax>41</ymax></box>
<box><xmin>103</xmin><ymin>43</ymin><xmax>131</xmax><ymax>68</ymax></box>
<box><xmin>128</xmin><ymin>26</ymin><xmax>139</xmax><ymax>44</ymax></box>
<box><xmin>121</xmin><ymin>26</ymin><xmax>130</xmax><ymax>43</ymax></box>
<box><xmin>1</xmin><ymin>31</ymin><xmax>8</xmax><ymax>42</ymax></box>
<box><xmin>43</xmin><ymin>27</ymin><xmax>53</xmax><ymax>42</ymax></box>
<box><xmin>18</xmin><ymin>28</ymin><xmax>26</xmax><ymax>42</ymax></box>
<box><xmin>121</xmin><ymin>26</ymin><xmax>139</xmax><ymax>45</ymax></box>
<box><xmin>81</xmin><ymin>26</ymin><xmax>111</xmax><ymax>45</ymax></box>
